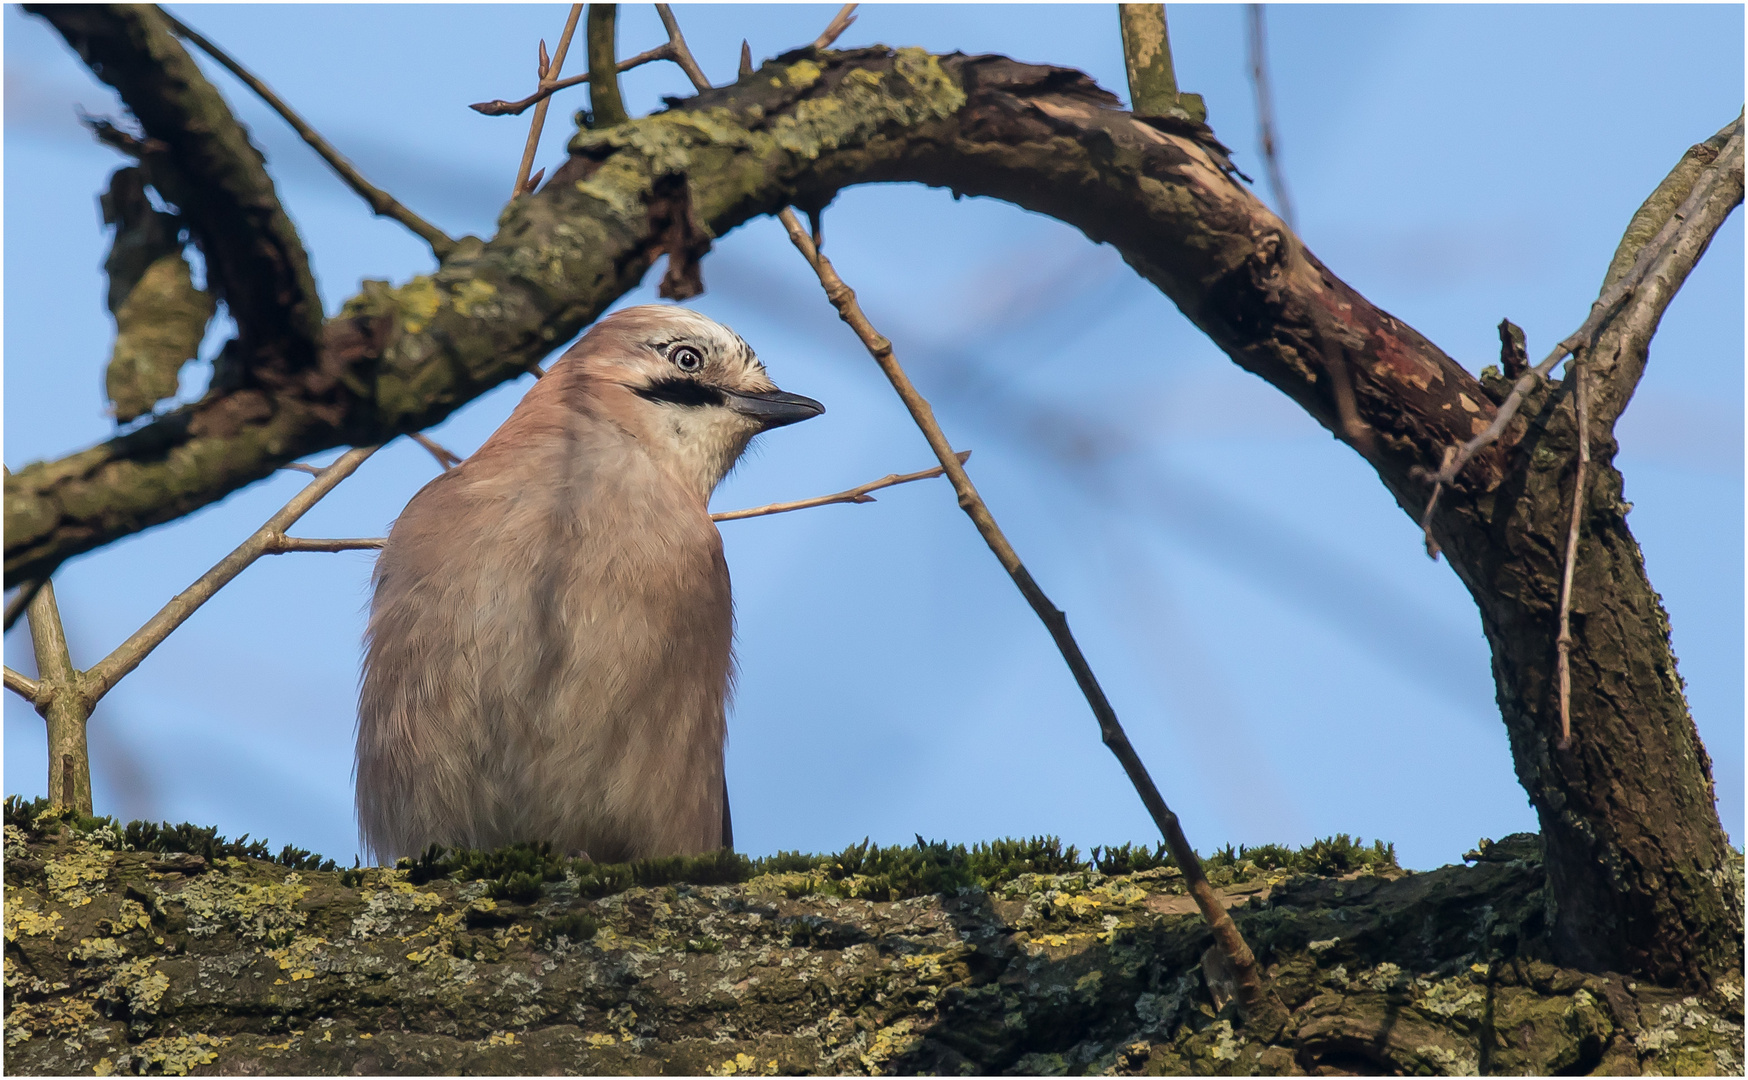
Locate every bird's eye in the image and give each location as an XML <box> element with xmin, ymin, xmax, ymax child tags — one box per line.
<box><xmin>671</xmin><ymin>345</ymin><xmax>704</xmax><ymax>373</ymax></box>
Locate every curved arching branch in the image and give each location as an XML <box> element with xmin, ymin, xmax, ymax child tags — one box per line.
<box><xmin>4</xmin><ymin>46</ymin><xmax>1486</xmax><ymax>586</ymax></box>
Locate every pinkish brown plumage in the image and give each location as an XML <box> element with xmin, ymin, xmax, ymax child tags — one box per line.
<box><xmin>355</xmin><ymin>305</ymin><xmax>822</xmax><ymax>864</ymax></box>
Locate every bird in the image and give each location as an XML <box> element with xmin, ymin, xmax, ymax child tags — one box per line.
<box><xmin>355</xmin><ymin>304</ymin><xmax>823</xmax><ymax>865</ymax></box>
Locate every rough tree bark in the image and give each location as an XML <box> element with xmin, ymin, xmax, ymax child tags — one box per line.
<box><xmin>4</xmin><ymin>5</ymin><xmax>1740</xmax><ymax>991</ymax></box>
<box><xmin>6</xmin><ymin>815</ymin><xmax>1744</xmax><ymax>1076</ymax></box>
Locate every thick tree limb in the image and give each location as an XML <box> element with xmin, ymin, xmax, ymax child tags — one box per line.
<box><xmin>27</xmin><ymin>5</ymin><xmax>323</xmax><ymax>382</ymax></box>
<box><xmin>4</xmin><ymin>48</ymin><xmax>1497</xmax><ymax>586</ymax></box>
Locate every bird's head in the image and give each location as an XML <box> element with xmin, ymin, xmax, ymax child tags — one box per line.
<box><xmin>562</xmin><ymin>304</ymin><xmax>824</xmax><ymax>498</ymax></box>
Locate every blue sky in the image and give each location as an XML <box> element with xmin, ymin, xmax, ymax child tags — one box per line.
<box><xmin>5</xmin><ymin>4</ymin><xmax>1742</xmax><ymax>870</ymax></box>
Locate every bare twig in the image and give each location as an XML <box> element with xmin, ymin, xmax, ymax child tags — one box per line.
<box><xmin>160</xmin><ymin>10</ymin><xmax>455</xmax><ymax>259</ymax></box>
<box><xmin>4</xmin><ymin>666</ymin><xmax>41</xmax><ymax>702</ymax></box>
<box><xmin>514</xmin><ymin>4</ymin><xmax>584</xmax><ymax>198</ymax></box>
<box><xmin>1413</xmin><ymin>129</ymin><xmax>1743</xmax><ymax>555</ymax></box>
<box><xmin>411</xmin><ymin>432</ymin><xmax>463</xmax><ymax>471</ymax></box>
<box><xmin>471</xmin><ymin>24</ymin><xmax>713</xmax><ymax>118</ymax></box>
<box><xmin>774</xmin><ymin>204</ymin><xmax>1273</xmax><ymax>1021</ymax></box>
<box><xmin>267</xmin><ymin>536</ymin><xmax>387</xmax><ymax>554</ymax></box>
<box><xmin>1555</xmin><ymin>363</ymin><xmax>1590</xmax><ymax>750</ymax></box>
<box><xmin>812</xmin><ymin>4</ymin><xmax>859</xmax><ymax>51</ymax></box>
<box><xmin>279</xmin><ymin>462</ymin><xmax>322</xmax><ymax>475</ymax></box>
<box><xmin>264</xmin><ymin>456</ymin><xmax>971</xmax><ymax>554</ymax></box>
<box><xmin>654</xmin><ymin>5</ymin><xmax>712</xmax><ymax>92</ymax></box>
<box><xmin>79</xmin><ymin>446</ymin><xmax>379</xmax><ymax>707</ymax></box>
<box><xmin>1246</xmin><ymin>5</ymin><xmax>1296</xmax><ymax>231</ymax></box>
<box><xmin>4</xmin><ymin>578</ymin><xmax>45</xmax><ymax>633</ymax></box>
<box><xmin>711</xmin><ymin>452</ymin><xmax>970</xmax><ymax>521</ymax></box>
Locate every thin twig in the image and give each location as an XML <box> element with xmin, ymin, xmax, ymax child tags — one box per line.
<box><xmin>264</xmin><ymin>456</ymin><xmax>971</xmax><ymax>554</ymax></box>
<box><xmin>160</xmin><ymin>10</ymin><xmax>455</xmax><ymax>259</ymax></box>
<box><xmin>470</xmin><ymin>43</ymin><xmax>674</xmax><ymax>117</ymax></box>
<box><xmin>514</xmin><ymin>4</ymin><xmax>584</xmax><ymax>198</ymax></box>
<box><xmin>654</xmin><ymin>5</ymin><xmax>712</xmax><ymax>92</ymax></box>
<box><xmin>812</xmin><ymin>4</ymin><xmax>859</xmax><ymax>50</ymax></box>
<box><xmin>1555</xmin><ymin>362</ymin><xmax>1589</xmax><ymax>750</ymax></box>
<box><xmin>279</xmin><ymin>462</ymin><xmax>322</xmax><ymax>474</ymax></box>
<box><xmin>711</xmin><ymin>452</ymin><xmax>970</xmax><ymax>521</ymax></box>
<box><xmin>774</xmin><ymin>204</ymin><xmax>1273</xmax><ymax>1021</ymax></box>
<box><xmin>4</xmin><ymin>578</ymin><xmax>45</xmax><ymax>633</ymax></box>
<box><xmin>267</xmin><ymin>537</ymin><xmax>387</xmax><ymax>554</ymax></box>
<box><xmin>1412</xmin><ymin>134</ymin><xmax>1742</xmax><ymax>554</ymax></box>
<box><xmin>4</xmin><ymin>666</ymin><xmax>41</xmax><ymax>702</ymax></box>
<box><xmin>79</xmin><ymin>446</ymin><xmax>380</xmax><ymax>707</ymax></box>
<box><xmin>411</xmin><ymin>432</ymin><xmax>463</xmax><ymax>471</ymax></box>
<box><xmin>1246</xmin><ymin>5</ymin><xmax>1296</xmax><ymax>232</ymax></box>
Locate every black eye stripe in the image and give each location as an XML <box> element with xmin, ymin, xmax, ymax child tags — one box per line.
<box><xmin>637</xmin><ymin>377</ymin><xmax>724</xmax><ymax>408</ymax></box>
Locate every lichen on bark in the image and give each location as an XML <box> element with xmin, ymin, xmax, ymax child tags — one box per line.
<box><xmin>5</xmin><ymin>810</ymin><xmax>1741</xmax><ymax>1076</ymax></box>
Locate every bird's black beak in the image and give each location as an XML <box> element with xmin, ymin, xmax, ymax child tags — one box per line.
<box><xmin>723</xmin><ymin>389</ymin><xmax>824</xmax><ymax>429</ymax></box>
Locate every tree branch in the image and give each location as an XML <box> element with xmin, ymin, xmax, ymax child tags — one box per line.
<box><xmin>1413</xmin><ymin>116</ymin><xmax>1743</xmax><ymax>548</ymax></box>
<box><xmin>811</xmin><ymin>4</ymin><xmax>859</xmax><ymax>51</ymax></box>
<box><xmin>410</xmin><ymin>432</ymin><xmax>463</xmax><ymax>470</ymax></box>
<box><xmin>513</xmin><ymin>5</ymin><xmax>583</xmax><ymax>199</ymax></box>
<box><xmin>776</xmin><ymin>205</ymin><xmax>1275</xmax><ymax>1023</ymax></box>
<box><xmin>260</xmin><ymin>456</ymin><xmax>974</xmax><ymax>554</ymax></box>
<box><xmin>4</xmin><ymin>579</ymin><xmax>45</xmax><ymax>633</ymax></box>
<box><xmin>1118</xmin><ymin>4</ymin><xmax>1203</xmax><ymax>123</ymax></box>
<box><xmin>1554</xmin><ymin>361</ymin><xmax>1589</xmax><ymax>750</ymax></box>
<box><xmin>3</xmin><ymin>666</ymin><xmax>40</xmax><ymax>702</ymax></box>
<box><xmin>158</xmin><ymin>9</ymin><xmax>456</xmax><ymax>258</ymax></box>
<box><xmin>24</xmin><ymin>580</ymin><xmax>92</xmax><ymax>813</ymax></box>
<box><xmin>266</xmin><ymin>536</ymin><xmax>386</xmax><ymax>554</ymax></box>
<box><xmin>1246</xmin><ymin>5</ymin><xmax>1295</xmax><ymax>231</ymax></box>
<box><xmin>27</xmin><ymin>5</ymin><xmax>323</xmax><ymax>381</ymax></box>
<box><xmin>586</xmin><ymin>5</ymin><xmax>630</xmax><ymax>129</ymax></box>
<box><xmin>0</xmin><ymin>48</ymin><xmax>1533</xmax><ymax>586</ymax></box>
<box><xmin>78</xmin><ymin>446</ymin><xmax>378</xmax><ymax>707</ymax></box>
<box><xmin>710</xmin><ymin>451</ymin><xmax>969</xmax><ymax>521</ymax></box>
<box><xmin>1587</xmin><ymin>119</ymin><xmax>1744</xmax><ymax>424</ymax></box>
<box><xmin>654</xmin><ymin>5</ymin><xmax>712</xmax><ymax>92</ymax></box>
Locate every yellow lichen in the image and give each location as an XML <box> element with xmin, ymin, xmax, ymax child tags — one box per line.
<box><xmin>129</xmin><ymin>1032</ymin><xmax>229</xmax><ymax>1076</ymax></box>
<box><xmin>69</xmin><ymin>937</ymin><xmax>126</xmax><ymax>963</ymax></box>
<box><xmin>709</xmin><ymin>1050</ymin><xmax>775</xmax><ymax>1076</ymax></box>
<box><xmin>4</xmin><ymin>904</ymin><xmax>64</xmax><ymax>942</ymax></box>
<box><xmin>485</xmin><ymin>1031</ymin><xmax>518</xmax><ymax>1047</ymax></box>
<box><xmin>173</xmin><ymin>870</ymin><xmax>310</xmax><ymax>941</ymax></box>
<box><xmin>105</xmin><ymin>958</ymin><xmax>170</xmax><ymax>1015</ymax></box>
<box><xmin>449</xmin><ymin>278</ymin><xmax>498</xmax><ymax>318</ymax></box>
<box><xmin>860</xmin><ymin>1018</ymin><xmax>922</xmax><ymax>1073</ymax></box>
<box><xmin>584</xmin><ymin>1033</ymin><xmax>619</xmax><ymax>1048</ymax></box>
<box><xmin>44</xmin><ymin>843</ymin><xmax>113</xmax><ymax>903</ymax></box>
